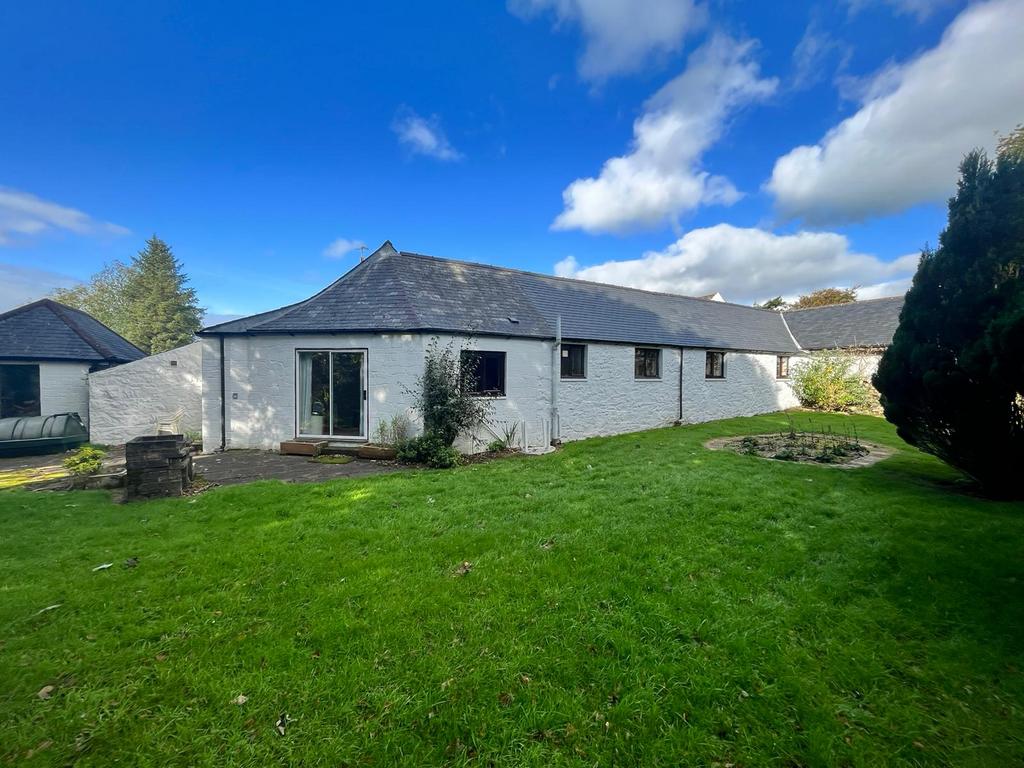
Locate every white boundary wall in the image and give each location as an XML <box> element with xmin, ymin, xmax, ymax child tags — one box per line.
<box><xmin>89</xmin><ymin>342</ymin><xmax>202</xmax><ymax>445</ymax></box>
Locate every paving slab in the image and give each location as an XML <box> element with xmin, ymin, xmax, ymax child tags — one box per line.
<box><xmin>193</xmin><ymin>450</ymin><xmax>401</xmax><ymax>486</ymax></box>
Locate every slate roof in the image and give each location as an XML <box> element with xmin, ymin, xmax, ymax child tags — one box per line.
<box><xmin>0</xmin><ymin>299</ymin><xmax>146</xmax><ymax>363</ymax></box>
<box><xmin>783</xmin><ymin>297</ymin><xmax>905</xmax><ymax>350</ymax></box>
<box><xmin>202</xmin><ymin>242</ymin><xmax>803</xmax><ymax>354</ymax></box>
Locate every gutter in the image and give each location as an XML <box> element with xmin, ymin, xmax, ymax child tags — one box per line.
<box><xmin>219</xmin><ymin>335</ymin><xmax>227</xmax><ymax>451</ymax></box>
<box><xmin>550</xmin><ymin>315</ymin><xmax>561</xmax><ymax>445</ymax></box>
<box><xmin>678</xmin><ymin>347</ymin><xmax>684</xmax><ymax>422</ymax></box>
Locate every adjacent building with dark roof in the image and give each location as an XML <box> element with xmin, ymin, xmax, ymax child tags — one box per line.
<box><xmin>0</xmin><ymin>299</ymin><xmax>145</xmax><ymax>423</ymax></box>
<box><xmin>196</xmin><ymin>242</ymin><xmax>904</xmax><ymax>453</ymax></box>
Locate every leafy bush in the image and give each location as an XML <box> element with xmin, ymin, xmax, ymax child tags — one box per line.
<box><xmin>396</xmin><ymin>434</ymin><xmax>461</xmax><ymax>468</ymax></box>
<box><xmin>403</xmin><ymin>337</ymin><xmax>491</xmax><ymax>462</ymax></box>
<box><xmin>791</xmin><ymin>352</ymin><xmax>870</xmax><ymax>412</ymax></box>
<box><xmin>875</xmin><ymin>137</ymin><xmax>1024</xmax><ymax>498</ymax></box>
<box><xmin>405</xmin><ymin>338</ymin><xmax>491</xmax><ymax>450</ymax></box>
<box><xmin>63</xmin><ymin>446</ymin><xmax>107</xmax><ymax>477</ymax></box>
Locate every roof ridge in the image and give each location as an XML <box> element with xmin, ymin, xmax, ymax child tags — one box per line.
<box><xmin>783</xmin><ymin>295</ymin><xmax>904</xmax><ymax>313</ymax></box>
<box><xmin>57</xmin><ymin>301</ymin><xmax>146</xmax><ymax>358</ymax></box>
<box><xmin>397</xmin><ymin>250</ymin><xmax>779</xmax><ymax>315</ymax></box>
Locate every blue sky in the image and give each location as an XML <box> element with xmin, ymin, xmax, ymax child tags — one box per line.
<box><xmin>1</xmin><ymin>0</ymin><xmax>1021</xmax><ymax>320</ymax></box>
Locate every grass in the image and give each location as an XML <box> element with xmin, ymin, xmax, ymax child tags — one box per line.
<box><xmin>1</xmin><ymin>413</ymin><xmax>1022</xmax><ymax>766</ymax></box>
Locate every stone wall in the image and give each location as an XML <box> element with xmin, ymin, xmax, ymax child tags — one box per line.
<box><xmin>680</xmin><ymin>349</ymin><xmax>800</xmax><ymax>424</ymax></box>
<box><xmin>89</xmin><ymin>342</ymin><xmax>202</xmax><ymax>445</ymax></box>
<box><xmin>201</xmin><ymin>333</ymin><xmax>804</xmax><ymax>452</ymax></box>
<box><xmin>558</xmin><ymin>342</ymin><xmax>681</xmax><ymax>441</ymax></box>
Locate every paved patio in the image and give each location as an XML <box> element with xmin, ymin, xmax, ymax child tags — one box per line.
<box><xmin>0</xmin><ymin>447</ymin><xmax>401</xmax><ymax>491</ymax></box>
<box><xmin>194</xmin><ymin>450</ymin><xmax>401</xmax><ymax>486</ymax></box>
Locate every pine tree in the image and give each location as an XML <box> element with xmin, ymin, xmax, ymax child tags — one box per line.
<box><xmin>874</xmin><ymin>137</ymin><xmax>1024</xmax><ymax>498</ymax></box>
<box><xmin>122</xmin><ymin>236</ymin><xmax>203</xmax><ymax>354</ymax></box>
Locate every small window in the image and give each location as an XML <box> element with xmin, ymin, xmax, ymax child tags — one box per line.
<box><xmin>777</xmin><ymin>355</ymin><xmax>790</xmax><ymax>379</ymax></box>
<box><xmin>705</xmin><ymin>351</ymin><xmax>725</xmax><ymax>379</ymax></box>
<box><xmin>634</xmin><ymin>347</ymin><xmax>661</xmax><ymax>379</ymax></box>
<box><xmin>0</xmin><ymin>363</ymin><xmax>41</xmax><ymax>418</ymax></box>
<box><xmin>561</xmin><ymin>344</ymin><xmax>586</xmax><ymax>379</ymax></box>
<box><xmin>461</xmin><ymin>350</ymin><xmax>506</xmax><ymax>396</ymax></box>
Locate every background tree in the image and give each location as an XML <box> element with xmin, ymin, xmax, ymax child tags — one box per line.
<box><xmin>874</xmin><ymin>139</ymin><xmax>1024</xmax><ymax>498</ymax></box>
<box><xmin>51</xmin><ymin>235</ymin><xmax>203</xmax><ymax>354</ymax></box>
<box><xmin>756</xmin><ymin>296</ymin><xmax>786</xmax><ymax>311</ymax></box>
<box><xmin>122</xmin><ymin>236</ymin><xmax>203</xmax><ymax>354</ymax></box>
<box><xmin>789</xmin><ymin>287</ymin><xmax>858</xmax><ymax>310</ymax></box>
<box><xmin>51</xmin><ymin>261</ymin><xmax>134</xmax><ymax>335</ymax></box>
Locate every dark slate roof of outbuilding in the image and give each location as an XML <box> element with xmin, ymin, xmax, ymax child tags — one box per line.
<box><xmin>202</xmin><ymin>242</ymin><xmax>802</xmax><ymax>354</ymax></box>
<box><xmin>782</xmin><ymin>297</ymin><xmax>905</xmax><ymax>350</ymax></box>
<box><xmin>0</xmin><ymin>299</ymin><xmax>146</xmax><ymax>363</ymax></box>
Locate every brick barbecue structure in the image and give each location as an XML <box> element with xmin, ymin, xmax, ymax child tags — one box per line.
<box><xmin>125</xmin><ymin>434</ymin><xmax>194</xmax><ymax>499</ymax></box>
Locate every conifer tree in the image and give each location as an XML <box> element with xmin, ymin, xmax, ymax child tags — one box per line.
<box><xmin>874</xmin><ymin>133</ymin><xmax>1024</xmax><ymax>498</ymax></box>
<box><xmin>122</xmin><ymin>236</ymin><xmax>203</xmax><ymax>354</ymax></box>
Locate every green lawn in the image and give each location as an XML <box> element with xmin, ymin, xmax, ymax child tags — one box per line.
<box><xmin>1</xmin><ymin>413</ymin><xmax>1022</xmax><ymax>767</ymax></box>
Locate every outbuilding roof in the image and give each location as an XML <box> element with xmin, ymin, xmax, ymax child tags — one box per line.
<box><xmin>783</xmin><ymin>297</ymin><xmax>905</xmax><ymax>350</ymax></box>
<box><xmin>0</xmin><ymin>299</ymin><xmax>146</xmax><ymax>364</ymax></box>
<box><xmin>202</xmin><ymin>242</ymin><xmax>803</xmax><ymax>354</ymax></box>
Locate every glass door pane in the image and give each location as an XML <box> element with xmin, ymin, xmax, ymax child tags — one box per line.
<box><xmin>297</xmin><ymin>352</ymin><xmax>329</xmax><ymax>435</ymax></box>
<box><xmin>331</xmin><ymin>352</ymin><xmax>363</xmax><ymax>437</ymax></box>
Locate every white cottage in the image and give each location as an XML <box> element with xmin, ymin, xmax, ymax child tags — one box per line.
<box><xmin>198</xmin><ymin>242</ymin><xmax>901</xmax><ymax>453</ymax></box>
<box><xmin>0</xmin><ymin>299</ymin><xmax>144</xmax><ymax>426</ymax></box>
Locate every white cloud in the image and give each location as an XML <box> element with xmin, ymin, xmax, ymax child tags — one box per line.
<box><xmin>0</xmin><ymin>187</ymin><xmax>128</xmax><ymax>245</ymax></box>
<box><xmin>0</xmin><ymin>263</ymin><xmax>81</xmax><ymax>311</ymax></box>
<box><xmin>391</xmin><ymin>108</ymin><xmax>463</xmax><ymax>161</ymax></box>
<box><xmin>768</xmin><ymin>0</ymin><xmax>1024</xmax><ymax>225</ymax></box>
<box><xmin>508</xmin><ymin>0</ymin><xmax>706</xmax><ymax>82</ymax></box>
<box><xmin>846</xmin><ymin>0</ymin><xmax>958</xmax><ymax>22</ymax></box>
<box><xmin>323</xmin><ymin>237</ymin><xmax>366</xmax><ymax>259</ymax></box>
<box><xmin>553</xmin><ymin>223</ymin><xmax>917</xmax><ymax>304</ymax></box>
<box><xmin>552</xmin><ymin>35</ymin><xmax>777</xmax><ymax>234</ymax></box>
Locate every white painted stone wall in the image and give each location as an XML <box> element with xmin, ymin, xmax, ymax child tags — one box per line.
<box><xmin>558</xmin><ymin>342</ymin><xmax>681</xmax><ymax>441</ymax></box>
<box><xmin>201</xmin><ymin>333</ymin><xmax>809</xmax><ymax>452</ymax></box>
<box><xmin>88</xmin><ymin>342</ymin><xmax>202</xmax><ymax>445</ymax></box>
<box><xmin>39</xmin><ymin>362</ymin><xmax>91</xmax><ymax>423</ymax></box>
<box><xmin>202</xmin><ymin>333</ymin><xmax>425</xmax><ymax>451</ymax></box>
<box><xmin>679</xmin><ymin>349</ymin><xmax>799</xmax><ymax>424</ymax></box>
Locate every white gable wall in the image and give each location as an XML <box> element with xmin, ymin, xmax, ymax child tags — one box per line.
<box><xmin>88</xmin><ymin>342</ymin><xmax>202</xmax><ymax>445</ymax></box>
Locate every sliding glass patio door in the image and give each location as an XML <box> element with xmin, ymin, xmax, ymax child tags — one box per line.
<box><xmin>296</xmin><ymin>350</ymin><xmax>366</xmax><ymax>438</ymax></box>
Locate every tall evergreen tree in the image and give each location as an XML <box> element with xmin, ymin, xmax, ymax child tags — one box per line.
<box><xmin>123</xmin><ymin>236</ymin><xmax>203</xmax><ymax>354</ymax></box>
<box><xmin>874</xmin><ymin>138</ymin><xmax>1024</xmax><ymax>498</ymax></box>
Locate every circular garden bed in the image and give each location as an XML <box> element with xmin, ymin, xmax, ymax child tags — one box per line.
<box><xmin>705</xmin><ymin>431</ymin><xmax>893</xmax><ymax>468</ymax></box>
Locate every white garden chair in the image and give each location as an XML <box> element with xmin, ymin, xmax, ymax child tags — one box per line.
<box><xmin>155</xmin><ymin>407</ymin><xmax>186</xmax><ymax>435</ymax></box>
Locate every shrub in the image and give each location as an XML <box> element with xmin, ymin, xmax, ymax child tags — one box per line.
<box><xmin>372</xmin><ymin>414</ymin><xmax>411</xmax><ymax>447</ymax></box>
<box><xmin>396</xmin><ymin>434</ymin><xmax>461</xmax><ymax>468</ymax></box>
<box><xmin>405</xmin><ymin>338</ymin><xmax>492</xmax><ymax>447</ymax></box>
<box><xmin>875</xmin><ymin>137</ymin><xmax>1024</xmax><ymax>498</ymax></box>
<box><xmin>790</xmin><ymin>352</ymin><xmax>870</xmax><ymax>412</ymax></box>
<box><xmin>63</xmin><ymin>446</ymin><xmax>107</xmax><ymax>477</ymax></box>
